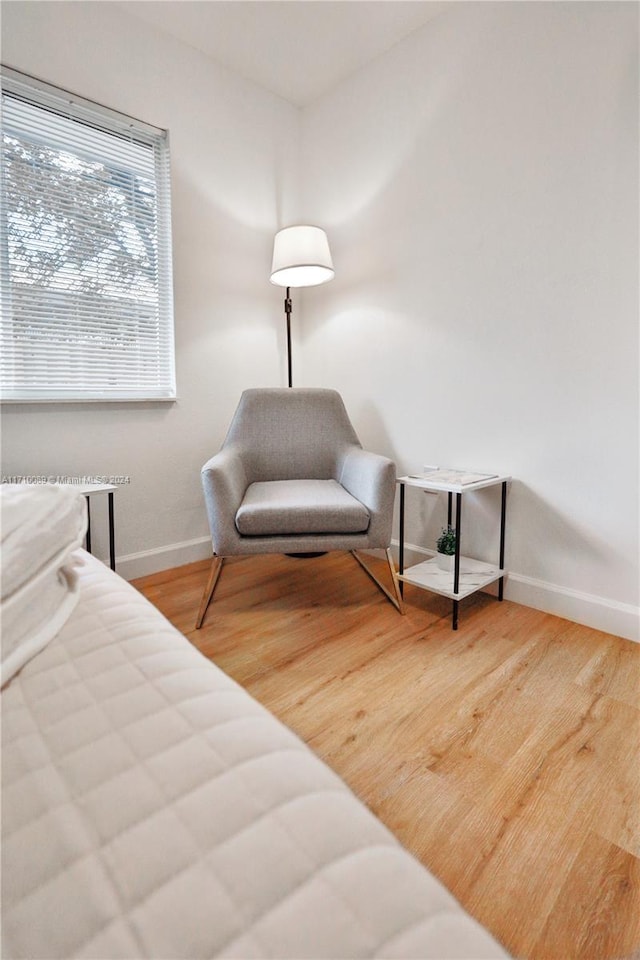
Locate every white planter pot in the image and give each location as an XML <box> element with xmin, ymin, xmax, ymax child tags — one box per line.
<box><xmin>436</xmin><ymin>552</ymin><xmax>455</xmax><ymax>572</ymax></box>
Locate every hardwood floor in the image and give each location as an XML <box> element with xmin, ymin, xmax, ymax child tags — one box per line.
<box><xmin>132</xmin><ymin>552</ymin><xmax>640</xmax><ymax>960</ymax></box>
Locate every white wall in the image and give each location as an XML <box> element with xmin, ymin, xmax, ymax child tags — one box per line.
<box><xmin>298</xmin><ymin>2</ymin><xmax>639</xmax><ymax>639</ymax></box>
<box><xmin>1</xmin><ymin>1</ymin><xmax>300</xmax><ymax>575</ymax></box>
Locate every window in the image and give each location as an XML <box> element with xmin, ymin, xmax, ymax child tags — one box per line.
<box><xmin>0</xmin><ymin>68</ymin><xmax>176</xmax><ymax>401</ymax></box>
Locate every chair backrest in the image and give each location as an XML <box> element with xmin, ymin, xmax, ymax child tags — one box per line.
<box><xmin>223</xmin><ymin>388</ymin><xmax>361</xmax><ymax>481</ymax></box>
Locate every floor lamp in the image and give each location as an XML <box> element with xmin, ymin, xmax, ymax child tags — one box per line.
<box><xmin>270</xmin><ymin>225</ymin><xmax>334</xmax><ymax>387</ymax></box>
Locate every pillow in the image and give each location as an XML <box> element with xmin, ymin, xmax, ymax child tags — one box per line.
<box><xmin>1</xmin><ymin>484</ymin><xmax>87</xmax><ymax>686</ymax></box>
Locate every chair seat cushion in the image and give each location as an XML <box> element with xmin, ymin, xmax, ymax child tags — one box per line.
<box><xmin>236</xmin><ymin>479</ymin><xmax>370</xmax><ymax>536</ymax></box>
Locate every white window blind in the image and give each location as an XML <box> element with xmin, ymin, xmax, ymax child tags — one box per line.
<box><xmin>0</xmin><ymin>68</ymin><xmax>176</xmax><ymax>401</ymax></box>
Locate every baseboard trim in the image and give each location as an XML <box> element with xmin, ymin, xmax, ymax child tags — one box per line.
<box><xmin>391</xmin><ymin>539</ymin><xmax>639</xmax><ymax>644</ymax></box>
<box><xmin>117</xmin><ymin>536</ymin><xmax>212</xmax><ymax>581</ymax></box>
<box><xmin>505</xmin><ymin>572</ymin><xmax>639</xmax><ymax>644</ymax></box>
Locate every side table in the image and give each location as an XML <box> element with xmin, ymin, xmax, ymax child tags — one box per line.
<box><xmin>59</xmin><ymin>482</ymin><xmax>117</xmax><ymax>571</ymax></box>
<box><xmin>396</xmin><ymin>470</ymin><xmax>511</xmax><ymax>629</ymax></box>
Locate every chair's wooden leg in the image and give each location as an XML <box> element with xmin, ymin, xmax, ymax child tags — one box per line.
<box><xmin>384</xmin><ymin>548</ymin><xmax>405</xmax><ymax>614</ymax></box>
<box><xmin>351</xmin><ymin>549</ymin><xmax>405</xmax><ymax>614</ymax></box>
<box><xmin>195</xmin><ymin>556</ymin><xmax>224</xmax><ymax>629</ymax></box>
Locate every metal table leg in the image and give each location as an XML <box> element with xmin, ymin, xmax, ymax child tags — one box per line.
<box><xmin>108</xmin><ymin>491</ymin><xmax>116</xmax><ymax>571</ymax></box>
<box><xmin>84</xmin><ymin>496</ymin><xmax>92</xmax><ymax>553</ymax></box>
<box><xmin>452</xmin><ymin>492</ymin><xmax>462</xmax><ymax>629</ymax></box>
<box><xmin>498</xmin><ymin>480</ymin><xmax>507</xmax><ymax>600</ymax></box>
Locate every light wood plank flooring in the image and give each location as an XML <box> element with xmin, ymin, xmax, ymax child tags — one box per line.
<box><xmin>132</xmin><ymin>553</ymin><xmax>640</xmax><ymax>960</ymax></box>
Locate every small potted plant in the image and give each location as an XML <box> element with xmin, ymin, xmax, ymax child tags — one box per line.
<box><xmin>436</xmin><ymin>525</ymin><xmax>457</xmax><ymax>571</ymax></box>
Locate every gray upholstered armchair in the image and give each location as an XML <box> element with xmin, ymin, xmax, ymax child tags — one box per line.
<box><xmin>196</xmin><ymin>388</ymin><xmax>403</xmax><ymax>627</ymax></box>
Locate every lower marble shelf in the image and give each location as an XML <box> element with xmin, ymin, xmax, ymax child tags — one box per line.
<box><xmin>398</xmin><ymin>556</ymin><xmax>505</xmax><ymax>601</ymax></box>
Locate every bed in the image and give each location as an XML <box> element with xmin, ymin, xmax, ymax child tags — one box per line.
<box><xmin>1</xmin><ymin>484</ymin><xmax>510</xmax><ymax>959</ymax></box>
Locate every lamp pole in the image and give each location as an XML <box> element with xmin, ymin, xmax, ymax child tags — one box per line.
<box><xmin>285</xmin><ymin>286</ymin><xmax>293</xmax><ymax>388</ymax></box>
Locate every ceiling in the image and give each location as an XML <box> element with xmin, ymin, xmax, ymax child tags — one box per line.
<box><xmin>119</xmin><ymin>1</ymin><xmax>452</xmax><ymax>107</ymax></box>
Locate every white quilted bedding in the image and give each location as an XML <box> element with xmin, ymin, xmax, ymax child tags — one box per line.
<box><xmin>2</xmin><ymin>551</ymin><xmax>510</xmax><ymax>959</ymax></box>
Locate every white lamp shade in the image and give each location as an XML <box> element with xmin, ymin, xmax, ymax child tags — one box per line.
<box><xmin>270</xmin><ymin>225</ymin><xmax>334</xmax><ymax>288</ymax></box>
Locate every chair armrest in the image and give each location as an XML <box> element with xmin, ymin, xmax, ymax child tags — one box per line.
<box><xmin>201</xmin><ymin>447</ymin><xmax>248</xmax><ymax>555</ymax></box>
<box><xmin>338</xmin><ymin>447</ymin><xmax>396</xmax><ymax>547</ymax></box>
